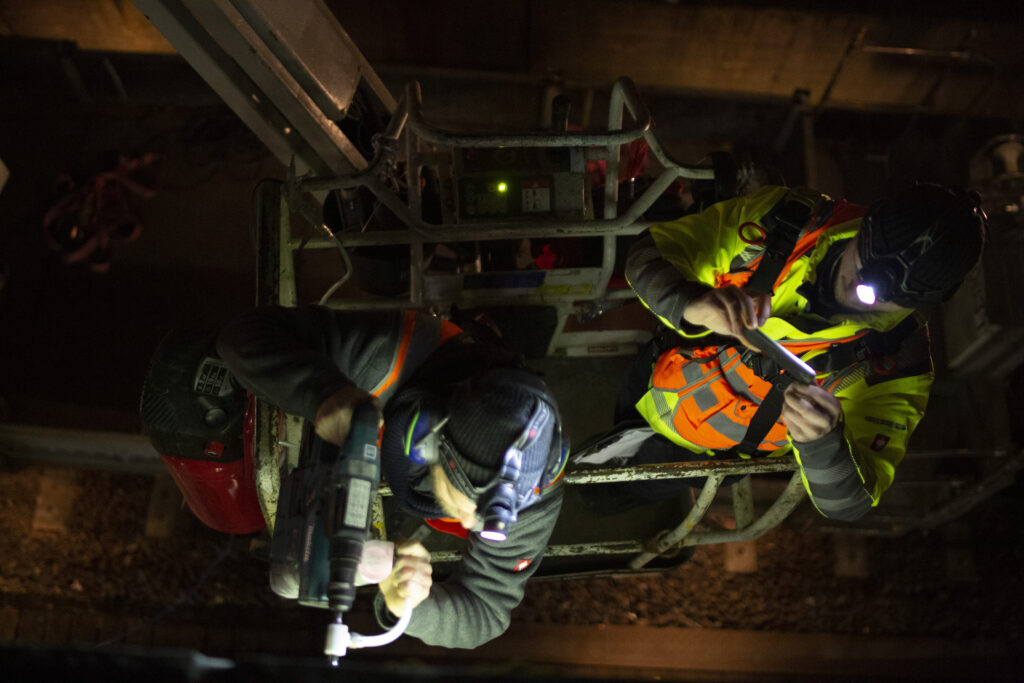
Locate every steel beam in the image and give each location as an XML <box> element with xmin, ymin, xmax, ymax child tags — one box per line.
<box><xmin>132</xmin><ymin>0</ymin><xmax>386</xmax><ymax>176</ymax></box>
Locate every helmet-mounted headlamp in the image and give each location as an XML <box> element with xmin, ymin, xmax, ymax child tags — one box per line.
<box><xmin>477</xmin><ymin>401</ymin><xmax>551</xmax><ymax>541</ymax></box>
<box><xmin>855</xmin><ymin>209</ymin><xmax>949</xmax><ymax>308</ymax></box>
<box><xmin>855</xmin><ymin>187</ymin><xmax>988</xmax><ymax>308</ymax></box>
<box><xmin>427</xmin><ymin>399</ymin><xmax>554</xmax><ymax>542</ymax></box>
<box><xmin>405</xmin><ymin>368</ymin><xmax>567</xmax><ymax>542</ymax></box>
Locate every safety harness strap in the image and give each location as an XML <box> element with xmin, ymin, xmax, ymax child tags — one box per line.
<box><xmin>733</xmin><ymin>350</ymin><xmax>797</xmax><ymax>456</ymax></box>
<box><xmin>736</xmin><ymin>380</ymin><xmax>787</xmax><ymax>456</ymax></box>
<box><xmin>745</xmin><ymin>188</ymin><xmax>824</xmax><ymax>296</ymax></box>
<box><xmin>734</xmin><ymin>314</ymin><xmax>922</xmax><ymax>455</ymax></box>
<box><xmin>807</xmin><ymin>341</ymin><xmax>862</xmax><ymax>375</ymax></box>
<box><xmin>807</xmin><ymin>314</ymin><xmax>922</xmax><ymax>375</ymax></box>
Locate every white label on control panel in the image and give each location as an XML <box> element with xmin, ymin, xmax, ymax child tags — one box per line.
<box><xmin>522</xmin><ymin>186</ymin><xmax>551</xmax><ymax>212</ymax></box>
<box><xmin>344</xmin><ymin>478</ymin><xmax>372</xmax><ymax>528</ymax></box>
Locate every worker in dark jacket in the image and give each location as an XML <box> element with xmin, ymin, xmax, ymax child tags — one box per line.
<box><xmin>618</xmin><ymin>183</ymin><xmax>986</xmax><ymax>521</ymax></box>
<box><xmin>217</xmin><ymin>306</ymin><xmax>566</xmax><ymax>649</ymax></box>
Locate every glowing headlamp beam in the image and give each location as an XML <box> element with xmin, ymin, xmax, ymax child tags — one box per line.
<box><xmin>856</xmin><ymin>284</ymin><xmax>877</xmax><ymax>305</ymax></box>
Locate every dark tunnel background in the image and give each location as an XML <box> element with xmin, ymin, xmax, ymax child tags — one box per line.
<box><xmin>0</xmin><ymin>1</ymin><xmax>1023</xmax><ymax>680</ymax></box>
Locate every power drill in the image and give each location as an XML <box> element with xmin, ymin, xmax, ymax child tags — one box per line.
<box><xmin>323</xmin><ymin>402</ymin><xmax>382</xmax><ymax>614</ymax></box>
<box><xmin>269</xmin><ymin>402</ymin><xmax>381</xmax><ymax>616</ymax></box>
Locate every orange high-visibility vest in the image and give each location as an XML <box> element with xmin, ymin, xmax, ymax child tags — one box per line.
<box><xmin>649</xmin><ymin>333</ymin><xmax>866</xmax><ymax>453</ymax></box>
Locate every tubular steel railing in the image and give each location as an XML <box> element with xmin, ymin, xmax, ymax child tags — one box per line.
<box><xmin>281</xmin><ymin>78</ymin><xmax>713</xmax><ymax>357</ymax></box>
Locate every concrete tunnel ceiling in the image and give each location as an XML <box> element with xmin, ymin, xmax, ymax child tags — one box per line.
<box><xmin>1</xmin><ymin>0</ymin><xmax>1022</xmax><ymax>120</ymax></box>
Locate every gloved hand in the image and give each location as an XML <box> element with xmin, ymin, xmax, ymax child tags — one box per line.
<box><xmin>314</xmin><ymin>385</ymin><xmax>381</xmax><ymax>446</ymax></box>
<box><xmin>682</xmin><ymin>285</ymin><xmax>771</xmax><ymax>350</ymax></box>
<box><xmin>782</xmin><ymin>382</ymin><xmax>841</xmax><ymax>442</ymax></box>
<box><xmin>378</xmin><ymin>541</ymin><xmax>433</xmax><ymax>617</ymax></box>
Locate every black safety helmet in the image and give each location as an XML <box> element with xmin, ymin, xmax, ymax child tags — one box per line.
<box><xmin>857</xmin><ymin>184</ymin><xmax>988</xmax><ymax>308</ymax></box>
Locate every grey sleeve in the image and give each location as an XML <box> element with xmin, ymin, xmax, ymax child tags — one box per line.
<box><xmin>625</xmin><ymin>232</ymin><xmax>713</xmax><ymax>335</ymax></box>
<box><xmin>792</xmin><ymin>421</ymin><xmax>873</xmax><ymax>522</ymax></box>
<box><xmin>375</xmin><ymin>485</ymin><xmax>564</xmax><ymax>649</ymax></box>
<box><xmin>216</xmin><ymin>305</ymin><xmax>407</xmax><ymax>420</ymax></box>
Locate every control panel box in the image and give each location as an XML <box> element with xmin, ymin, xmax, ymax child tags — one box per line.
<box><xmin>454</xmin><ymin>146</ymin><xmax>587</xmax><ymax>221</ymax></box>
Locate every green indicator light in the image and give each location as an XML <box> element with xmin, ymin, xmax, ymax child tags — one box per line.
<box><xmin>497</xmin><ymin>182</ymin><xmax>508</xmax><ymax>193</ymax></box>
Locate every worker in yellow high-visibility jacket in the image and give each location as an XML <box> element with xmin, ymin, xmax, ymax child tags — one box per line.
<box><xmin>620</xmin><ymin>183</ymin><xmax>986</xmax><ymax>521</ymax></box>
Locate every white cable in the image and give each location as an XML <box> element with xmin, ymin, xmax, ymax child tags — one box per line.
<box><xmin>348</xmin><ymin>598</ymin><xmax>413</xmax><ymax>649</ymax></box>
<box><xmin>317</xmin><ymin>222</ymin><xmax>354</xmax><ymax>305</ymax></box>
<box><xmin>318</xmin><ymin>197</ymin><xmax>385</xmax><ymax>305</ymax></box>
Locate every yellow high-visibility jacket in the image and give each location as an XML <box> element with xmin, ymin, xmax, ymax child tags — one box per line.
<box><xmin>625</xmin><ymin>186</ymin><xmax>934</xmax><ymax>521</ymax></box>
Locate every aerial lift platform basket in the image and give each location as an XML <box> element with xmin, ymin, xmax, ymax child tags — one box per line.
<box><xmin>237</xmin><ymin>61</ymin><xmax>822</xmax><ymax>574</ymax></box>
<box><xmin>134</xmin><ymin>0</ymin><xmax>1024</xmax><ymax>579</ymax></box>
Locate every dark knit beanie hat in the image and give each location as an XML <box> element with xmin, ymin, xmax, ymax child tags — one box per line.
<box><xmin>443</xmin><ymin>368</ymin><xmax>557</xmax><ymax>495</ymax></box>
<box><xmin>860</xmin><ymin>184</ymin><xmax>987</xmax><ymax>305</ymax></box>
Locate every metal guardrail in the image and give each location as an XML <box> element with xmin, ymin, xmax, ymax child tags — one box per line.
<box><xmin>292</xmin><ymin>77</ymin><xmax>712</xmax><ymax>244</ymax></box>
<box><xmin>422</xmin><ymin>462</ymin><xmax>806</xmax><ymax>569</ymax></box>
<box><xmin>416</xmin><ymin>444</ymin><xmax>1024</xmax><ymax>568</ymax></box>
<box><xmin>282</xmin><ymin>77</ymin><xmax>714</xmax><ymax>357</ymax></box>
<box><xmin>377</xmin><ymin>449</ymin><xmax>805</xmax><ymax>569</ymax></box>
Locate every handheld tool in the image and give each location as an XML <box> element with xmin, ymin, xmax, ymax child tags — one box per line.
<box><xmin>268</xmin><ymin>402</ymin><xmax>412</xmax><ymax>664</ymax></box>
<box><xmin>741</xmin><ymin>328</ymin><xmax>816</xmax><ymax>385</ymax></box>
